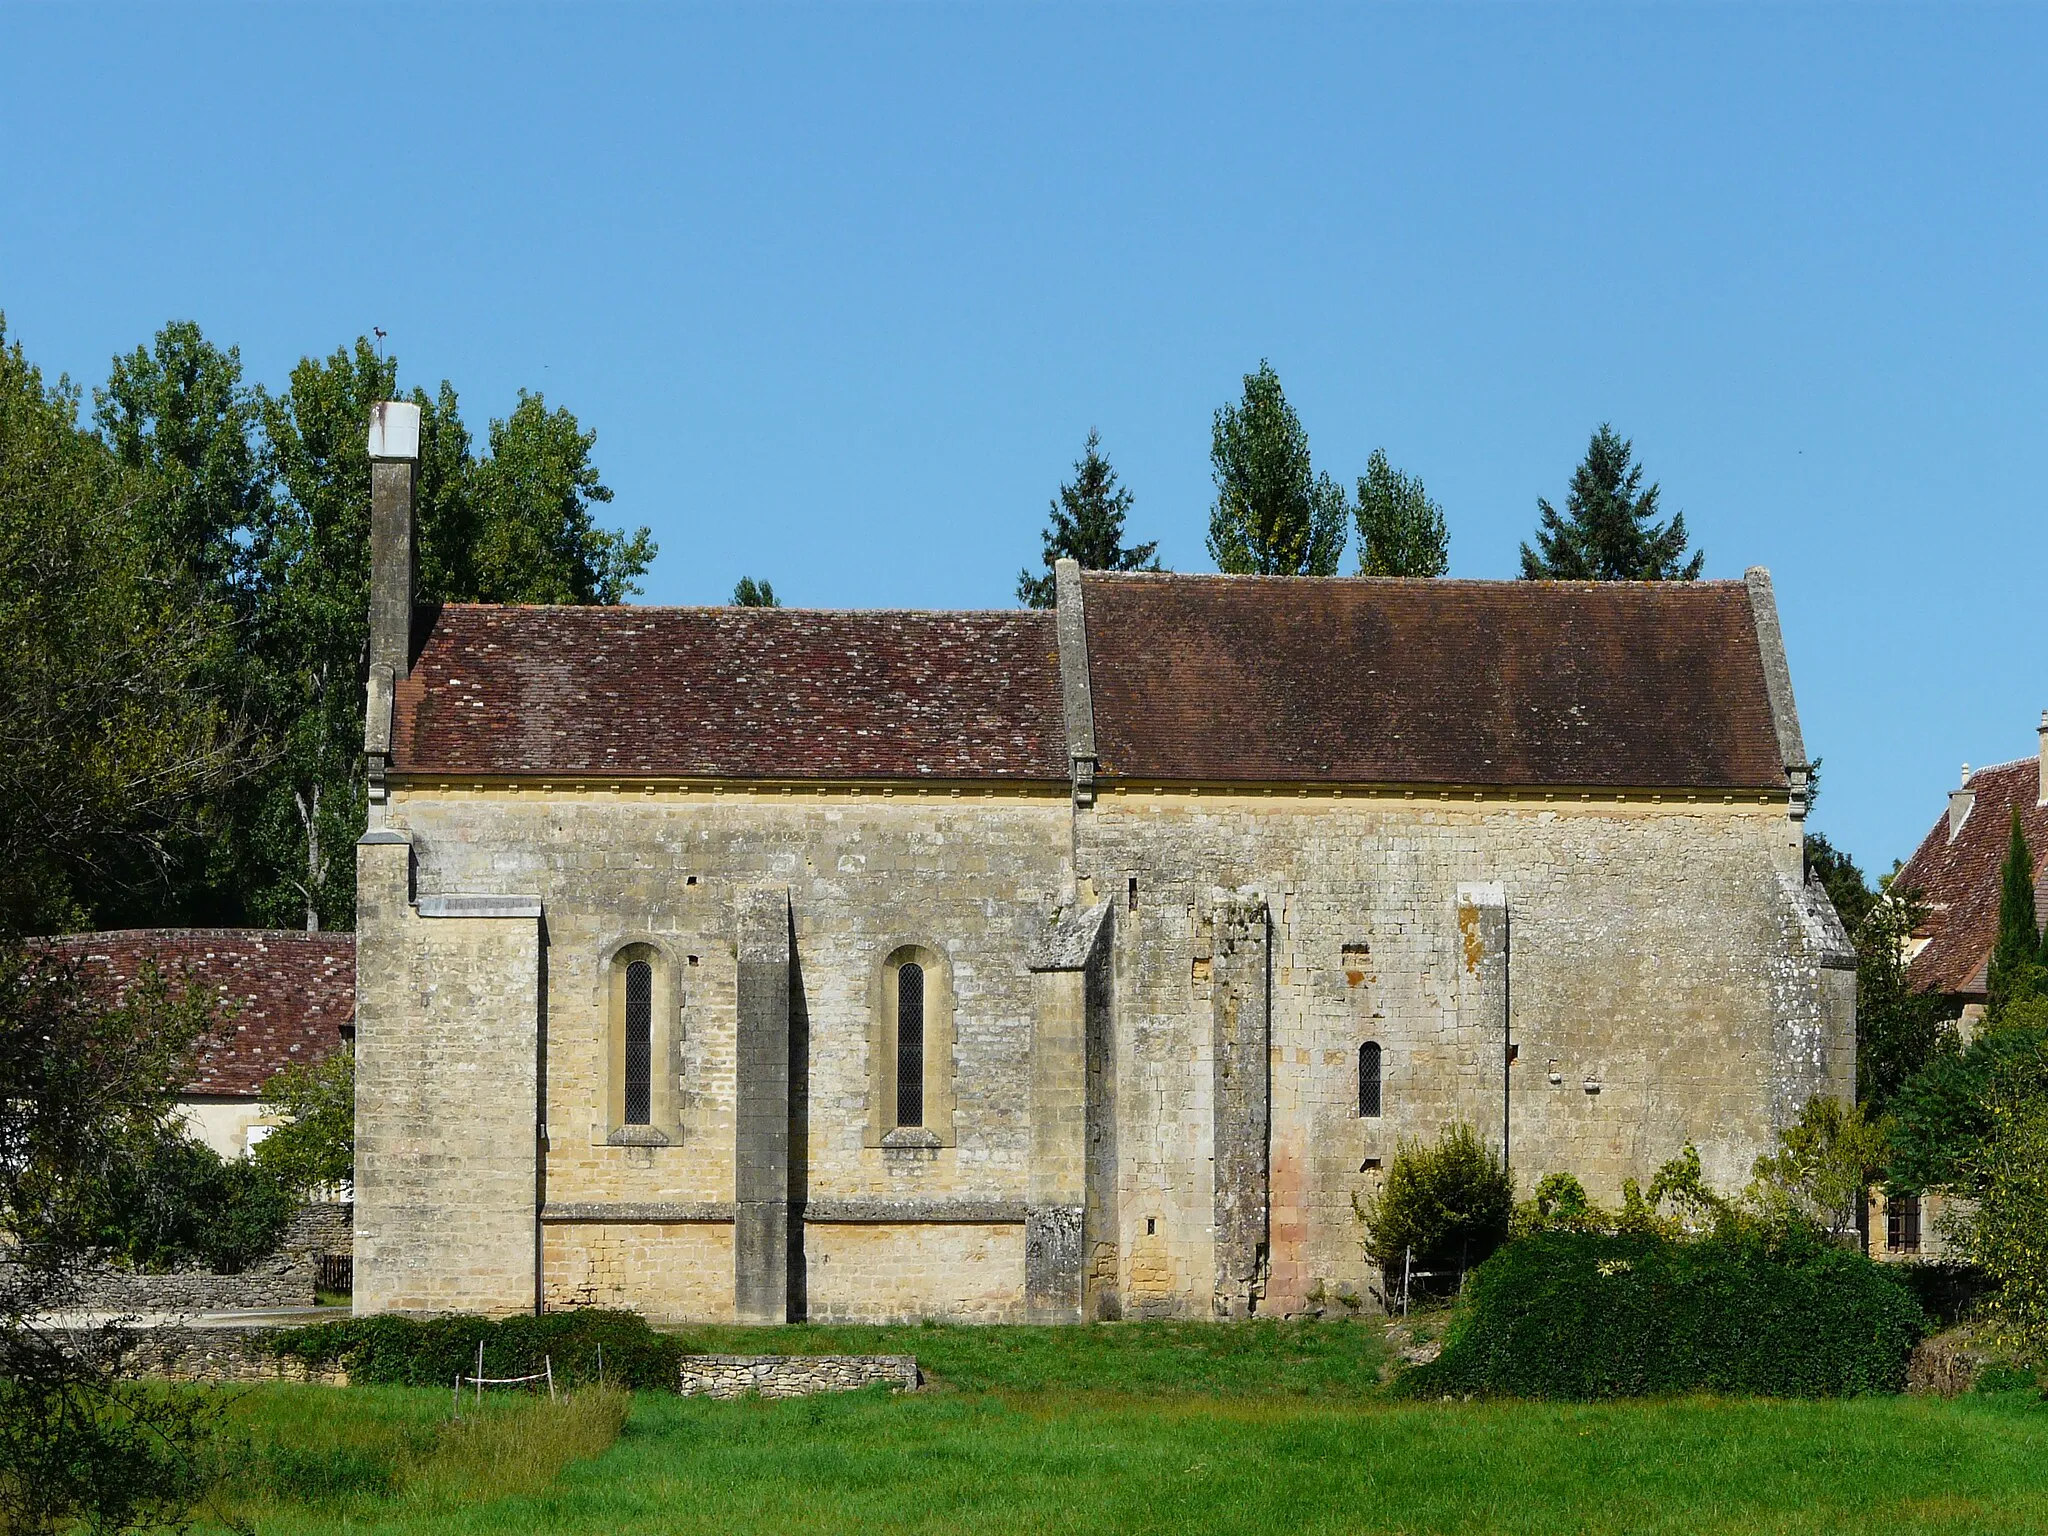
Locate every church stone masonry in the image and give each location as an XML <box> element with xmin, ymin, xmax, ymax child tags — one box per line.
<box><xmin>351</xmin><ymin>401</ymin><xmax>1855</xmax><ymax>1324</ymax></box>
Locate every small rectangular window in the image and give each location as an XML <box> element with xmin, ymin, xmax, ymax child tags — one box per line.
<box><xmin>1887</xmin><ymin>1194</ymin><xmax>1921</xmax><ymax>1254</ymax></box>
<box><xmin>624</xmin><ymin>960</ymin><xmax>653</xmax><ymax>1125</ymax></box>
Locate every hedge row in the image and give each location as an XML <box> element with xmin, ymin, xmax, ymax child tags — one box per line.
<box><xmin>1401</xmin><ymin>1230</ymin><xmax>1925</xmax><ymax>1399</ymax></box>
<box><xmin>266</xmin><ymin>1309</ymin><xmax>684</xmax><ymax>1390</ymax></box>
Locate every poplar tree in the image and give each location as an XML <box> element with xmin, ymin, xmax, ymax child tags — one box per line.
<box><xmin>1520</xmin><ymin>424</ymin><xmax>1702</xmax><ymax>581</ymax></box>
<box><xmin>1353</xmin><ymin>449</ymin><xmax>1449</xmax><ymax>577</ymax></box>
<box><xmin>1205</xmin><ymin>363</ymin><xmax>1346</xmax><ymax>576</ymax></box>
<box><xmin>1017</xmin><ymin>430</ymin><xmax>1160</xmax><ymax>607</ymax></box>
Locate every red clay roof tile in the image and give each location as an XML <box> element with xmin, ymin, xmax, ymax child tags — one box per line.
<box><xmin>393</xmin><ymin>606</ymin><xmax>1066</xmax><ymax>780</ymax></box>
<box><xmin>1080</xmin><ymin>573</ymin><xmax>1790</xmax><ymax>788</ymax></box>
<box><xmin>41</xmin><ymin>930</ymin><xmax>355</xmax><ymax>1099</ymax></box>
<box><xmin>1893</xmin><ymin>756</ymin><xmax>2048</xmax><ymax>999</ymax></box>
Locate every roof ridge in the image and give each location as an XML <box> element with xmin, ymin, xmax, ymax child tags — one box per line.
<box><xmin>1079</xmin><ymin>571</ymin><xmax>1750</xmax><ymax>590</ymax></box>
<box><xmin>45</xmin><ymin>928</ymin><xmax>355</xmax><ymax>943</ymax></box>
<box><xmin>432</xmin><ymin>603</ymin><xmax>1054</xmax><ymax>618</ymax></box>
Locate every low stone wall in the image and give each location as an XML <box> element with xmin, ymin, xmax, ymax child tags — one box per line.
<box><xmin>76</xmin><ymin>1263</ymin><xmax>312</xmax><ymax>1312</ymax></box>
<box><xmin>134</xmin><ymin>1327</ymin><xmax>346</xmax><ymax>1385</ymax></box>
<box><xmin>677</xmin><ymin>1354</ymin><xmax>921</xmax><ymax>1399</ymax></box>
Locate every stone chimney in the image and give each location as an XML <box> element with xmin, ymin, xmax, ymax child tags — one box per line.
<box><xmin>364</xmin><ymin>400</ymin><xmax>422</xmax><ymax>808</ymax></box>
<box><xmin>2038</xmin><ymin>711</ymin><xmax>2047</xmax><ymax>807</ymax></box>
<box><xmin>1949</xmin><ymin>763</ymin><xmax>1974</xmax><ymax>842</ymax></box>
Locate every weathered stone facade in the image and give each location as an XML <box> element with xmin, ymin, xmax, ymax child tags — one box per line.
<box><xmin>352</xmin><ymin>404</ymin><xmax>1852</xmax><ymax>1325</ymax></box>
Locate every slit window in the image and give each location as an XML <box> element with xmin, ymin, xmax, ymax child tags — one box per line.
<box><xmin>624</xmin><ymin>960</ymin><xmax>653</xmax><ymax>1125</ymax></box>
<box><xmin>1359</xmin><ymin>1041</ymin><xmax>1382</xmax><ymax>1119</ymax></box>
<box><xmin>896</xmin><ymin>961</ymin><xmax>925</xmax><ymax>1127</ymax></box>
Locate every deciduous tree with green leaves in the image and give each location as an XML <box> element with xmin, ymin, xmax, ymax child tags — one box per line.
<box><xmin>1017</xmin><ymin>429</ymin><xmax>1161</xmax><ymax>606</ymax></box>
<box><xmin>1205</xmin><ymin>363</ymin><xmax>1346</xmax><ymax>576</ymax></box>
<box><xmin>1353</xmin><ymin>449</ymin><xmax>1448</xmax><ymax>577</ymax></box>
<box><xmin>0</xmin><ymin>316</ymin><xmax>250</xmax><ymax>933</ymax></box>
<box><xmin>1520</xmin><ymin>424</ymin><xmax>1703</xmax><ymax>581</ymax></box>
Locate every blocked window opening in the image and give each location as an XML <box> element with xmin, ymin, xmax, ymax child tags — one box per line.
<box><xmin>1886</xmin><ymin>1194</ymin><xmax>1921</xmax><ymax>1254</ymax></box>
<box><xmin>624</xmin><ymin>960</ymin><xmax>653</xmax><ymax>1125</ymax></box>
<box><xmin>896</xmin><ymin>962</ymin><xmax>925</xmax><ymax>1127</ymax></box>
<box><xmin>1359</xmin><ymin>1041</ymin><xmax>1383</xmax><ymax>1118</ymax></box>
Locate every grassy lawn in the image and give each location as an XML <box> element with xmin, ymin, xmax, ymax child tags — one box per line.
<box><xmin>191</xmin><ymin>1320</ymin><xmax>2048</xmax><ymax>1536</ymax></box>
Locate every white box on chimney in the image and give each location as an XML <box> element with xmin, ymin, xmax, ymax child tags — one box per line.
<box><xmin>367</xmin><ymin>400</ymin><xmax>421</xmax><ymax>461</ymax></box>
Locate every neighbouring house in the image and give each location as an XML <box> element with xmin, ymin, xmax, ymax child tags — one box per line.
<box><xmin>1870</xmin><ymin>713</ymin><xmax>2048</xmax><ymax>1262</ymax></box>
<box><xmin>43</xmin><ymin>929</ymin><xmax>356</xmax><ymax>1161</ymax></box>
<box><xmin>352</xmin><ymin>400</ymin><xmax>1853</xmax><ymax>1326</ymax></box>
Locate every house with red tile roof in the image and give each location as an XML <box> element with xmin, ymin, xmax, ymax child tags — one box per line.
<box><xmin>350</xmin><ymin>399</ymin><xmax>1853</xmax><ymax>1326</ymax></box>
<box><xmin>1892</xmin><ymin>717</ymin><xmax>2048</xmax><ymax>1016</ymax></box>
<box><xmin>43</xmin><ymin>929</ymin><xmax>355</xmax><ymax>1160</ymax></box>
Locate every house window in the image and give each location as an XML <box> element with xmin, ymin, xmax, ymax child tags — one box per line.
<box><xmin>1887</xmin><ymin>1194</ymin><xmax>1921</xmax><ymax>1254</ymax></box>
<box><xmin>624</xmin><ymin>960</ymin><xmax>653</xmax><ymax>1125</ymax></box>
<box><xmin>896</xmin><ymin>962</ymin><xmax>925</xmax><ymax>1127</ymax></box>
<box><xmin>1359</xmin><ymin>1042</ymin><xmax>1383</xmax><ymax>1118</ymax></box>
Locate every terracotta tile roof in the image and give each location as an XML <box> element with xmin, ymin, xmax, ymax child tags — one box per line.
<box><xmin>40</xmin><ymin>930</ymin><xmax>355</xmax><ymax>1098</ymax></box>
<box><xmin>1894</xmin><ymin>756</ymin><xmax>2048</xmax><ymax>998</ymax></box>
<box><xmin>392</xmin><ymin>605</ymin><xmax>1066</xmax><ymax>781</ymax></box>
<box><xmin>1079</xmin><ymin>573</ymin><xmax>1791</xmax><ymax>788</ymax></box>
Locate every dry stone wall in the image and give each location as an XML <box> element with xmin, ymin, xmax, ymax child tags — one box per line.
<box><xmin>677</xmin><ymin>1354</ymin><xmax>921</xmax><ymax>1398</ymax></box>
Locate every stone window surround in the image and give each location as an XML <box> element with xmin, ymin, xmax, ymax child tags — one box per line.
<box><xmin>866</xmin><ymin>941</ymin><xmax>956</xmax><ymax>1149</ymax></box>
<box><xmin>602</xmin><ymin>938</ymin><xmax>681</xmax><ymax>1146</ymax></box>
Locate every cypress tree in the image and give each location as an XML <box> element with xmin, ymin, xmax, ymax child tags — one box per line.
<box><xmin>1986</xmin><ymin>808</ymin><xmax>2044</xmax><ymax>1018</ymax></box>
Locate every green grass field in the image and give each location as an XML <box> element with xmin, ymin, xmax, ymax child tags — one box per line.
<box><xmin>192</xmin><ymin>1320</ymin><xmax>2048</xmax><ymax>1536</ymax></box>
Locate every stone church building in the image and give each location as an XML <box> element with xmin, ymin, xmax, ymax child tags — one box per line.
<box><xmin>353</xmin><ymin>402</ymin><xmax>1853</xmax><ymax>1325</ymax></box>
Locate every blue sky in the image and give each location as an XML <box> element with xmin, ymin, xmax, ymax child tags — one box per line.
<box><xmin>3</xmin><ymin>5</ymin><xmax>2044</xmax><ymax>875</ymax></box>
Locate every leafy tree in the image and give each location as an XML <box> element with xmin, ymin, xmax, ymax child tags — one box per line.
<box><xmin>1804</xmin><ymin>829</ymin><xmax>1875</xmax><ymax>938</ymax></box>
<box><xmin>1017</xmin><ymin>429</ymin><xmax>1161</xmax><ymax>606</ymax></box>
<box><xmin>1886</xmin><ymin>1002</ymin><xmax>2048</xmax><ymax>1196</ymax></box>
<box><xmin>1205</xmin><ymin>362</ymin><xmax>1346</xmax><ymax>576</ymax></box>
<box><xmin>1986</xmin><ymin>809</ymin><xmax>2047</xmax><ymax>1015</ymax></box>
<box><xmin>1750</xmin><ymin>1095</ymin><xmax>1890</xmax><ymax>1239</ymax></box>
<box><xmin>1356</xmin><ymin>1122</ymin><xmax>1513</xmax><ymax>1275</ymax></box>
<box><xmin>439</xmin><ymin>390</ymin><xmax>652</xmax><ymax>605</ymax></box>
<box><xmin>1520</xmin><ymin>424</ymin><xmax>1703</xmax><ymax>581</ymax></box>
<box><xmin>731</xmin><ymin>576</ymin><xmax>780</xmax><ymax>607</ymax></box>
<box><xmin>1352</xmin><ymin>449</ymin><xmax>1449</xmax><ymax>577</ymax></box>
<box><xmin>0</xmin><ymin>940</ymin><xmax>225</xmax><ymax>1530</ymax></box>
<box><xmin>241</xmin><ymin>341</ymin><xmax>656</xmax><ymax>931</ymax></box>
<box><xmin>0</xmin><ymin>316</ymin><xmax>250</xmax><ymax>933</ymax></box>
<box><xmin>1853</xmin><ymin>889</ymin><xmax>1959</xmax><ymax>1112</ymax></box>
<box><xmin>255</xmin><ymin>1044</ymin><xmax>355</xmax><ymax>1197</ymax></box>
<box><xmin>1971</xmin><ymin>1092</ymin><xmax>2048</xmax><ymax>1363</ymax></box>
<box><xmin>94</xmin><ymin>320</ymin><xmax>270</xmax><ymax>606</ymax></box>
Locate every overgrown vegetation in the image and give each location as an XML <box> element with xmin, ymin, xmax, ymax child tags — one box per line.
<box><xmin>199</xmin><ymin>1382</ymin><xmax>628</xmax><ymax>1526</ymax></box>
<box><xmin>268</xmin><ymin>1310</ymin><xmax>687</xmax><ymax>1391</ymax></box>
<box><xmin>1355</xmin><ymin>1123</ymin><xmax>1514</xmax><ymax>1285</ymax></box>
<box><xmin>0</xmin><ymin>941</ymin><xmax>224</xmax><ymax>1531</ymax></box>
<box><xmin>1402</xmin><ymin>1227</ymin><xmax>1923</xmax><ymax>1400</ymax></box>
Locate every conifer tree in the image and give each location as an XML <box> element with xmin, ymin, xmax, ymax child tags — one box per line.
<box><xmin>1986</xmin><ymin>809</ymin><xmax>2045</xmax><ymax>1017</ymax></box>
<box><xmin>1353</xmin><ymin>449</ymin><xmax>1449</xmax><ymax>577</ymax></box>
<box><xmin>1017</xmin><ymin>430</ymin><xmax>1160</xmax><ymax>607</ymax></box>
<box><xmin>1205</xmin><ymin>362</ymin><xmax>1346</xmax><ymax>576</ymax></box>
<box><xmin>1520</xmin><ymin>424</ymin><xmax>1702</xmax><ymax>581</ymax></box>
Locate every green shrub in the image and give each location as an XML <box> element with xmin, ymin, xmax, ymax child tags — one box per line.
<box><xmin>1399</xmin><ymin>1228</ymin><xmax>1925</xmax><ymax>1399</ymax></box>
<box><xmin>1357</xmin><ymin>1123</ymin><xmax>1513</xmax><ymax>1276</ymax></box>
<box><xmin>267</xmin><ymin>1310</ymin><xmax>684</xmax><ymax>1390</ymax></box>
<box><xmin>90</xmin><ymin>1130</ymin><xmax>296</xmax><ymax>1273</ymax></box>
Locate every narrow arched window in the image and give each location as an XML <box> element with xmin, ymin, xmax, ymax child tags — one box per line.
<box><xmin>624</xmin><ymin>960</ymin><xmax>653</xmax><ymax>1125</ymax></box>
<box><xmin>1359</xmin><ymin>1041</ymin><xmax>1382</xmax><ymax>1119</ymax></box>
<box><xmin>896</xmin><ymin>961</ymin><xmax>925</xmax><ymax>1127</ymax></box>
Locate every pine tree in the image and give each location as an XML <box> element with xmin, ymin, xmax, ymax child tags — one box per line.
<box><xmin>1016</xmin><ymin>430</ymin><xmax>1160</xmax><ymax>607</ymax></box>
<box><xmin>1353</xmin><ymin>449</ymin><xmax>1449</xmax><ymax>577</ymax></box>
<box><xmin>731</xmin><ymin>576</ymin><xmax>779</xmax><ymax>607</ymax></box>
<box><xmin>1205</xmin><ymin>362</ymin><xmax>1346</xmax><ymax>576</ymax></box>
<box><xmin>1987</xmin><ymin>809</ymin><xmax>2045</xmax><ymax>1018</ymax></box>
<box><xmin>1520</xmin><ymin>424</ymin><xmax>1703</xmax><ymax>581</ymax></box>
